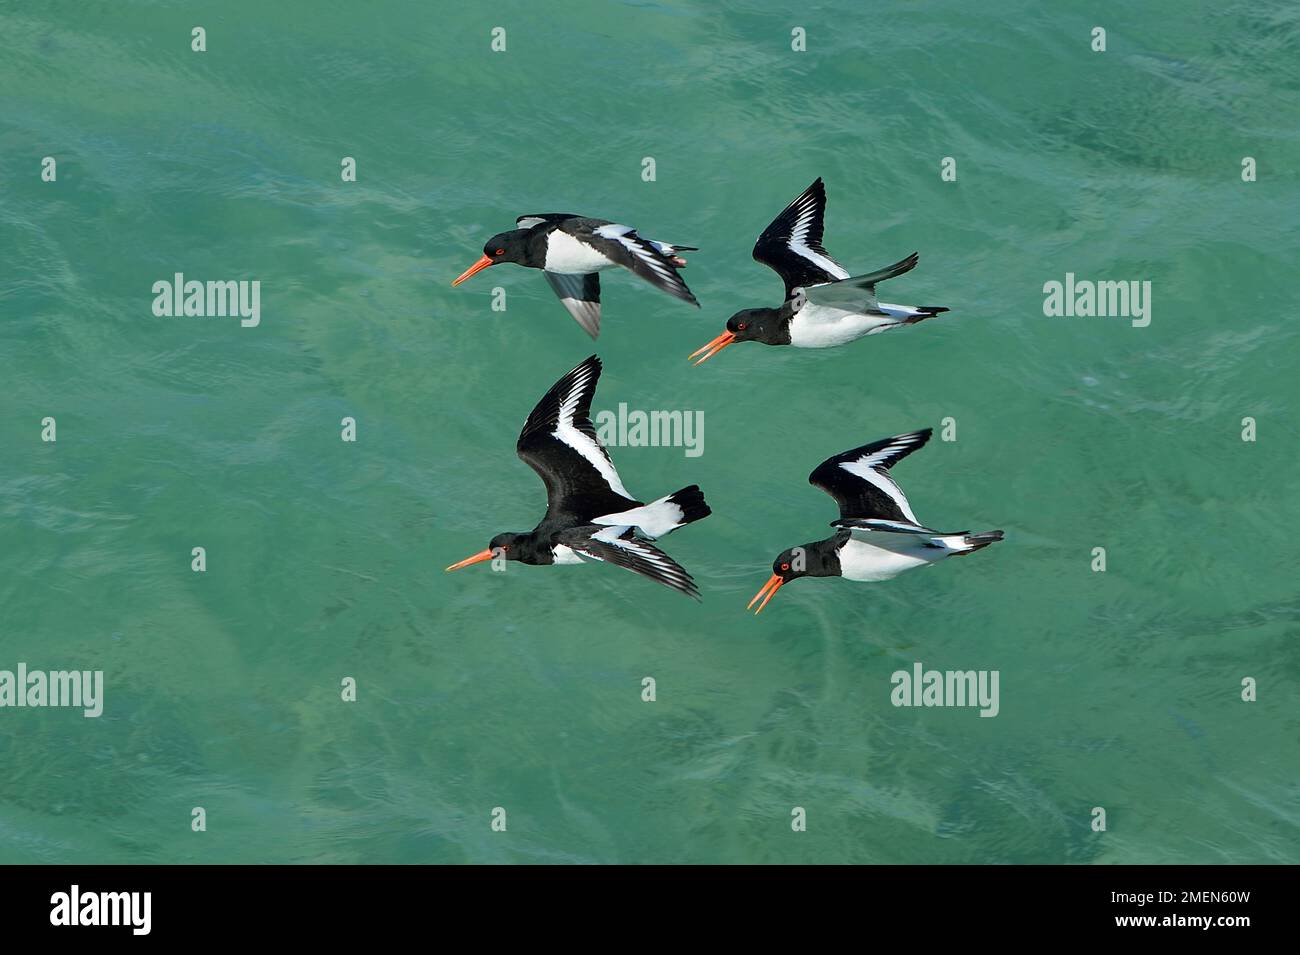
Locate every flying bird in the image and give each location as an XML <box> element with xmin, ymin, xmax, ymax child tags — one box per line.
<box><xmin>748</xmin><ymin>429</ymin><xmax>1002</xmax><ymax>614</ymax></box>
<box><xmin>452</xmin><ymin>213</ymin><xmax>699</xmax><ymax>339</ymax></box>
<box><xmin>446</xmin><ymin>355</ymin><xmax>711</xmax><ymax>598</ymax></box>
<box><xmin>690</xmin><ymin>178</ymin><xmax>948</xmax><ymax>363</ymax></box>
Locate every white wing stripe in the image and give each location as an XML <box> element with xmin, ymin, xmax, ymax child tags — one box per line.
<box><xmin>786</xmin><ymin>195</ymin><xmax>848</xmax><ymax>280</ymax></box>
<box><xmin>595</xmin><ymin>224</ymin><xmax>682</xmax><ymax>285</ymax></box>
<box><xmin>839</xmin><ymin>459</ymin><xmax>919</xmax><ymax>524</ymax></box>
<box><xmin>586</xmin><ymin>534</ymin><xmax>694</xmax><ymax>582</ymax></box>
<box><xmin>552</xmin><ymin>365</ymin><xmax>633</xmax><ymax>500</ymax></box>
<box><xmin>859</xmin><ymin>437</ymin><xmax>921</xmax><ymax>470</ymax></box>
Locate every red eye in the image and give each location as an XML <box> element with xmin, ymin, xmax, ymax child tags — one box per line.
<box><xmin>780</xmin><ymin>562</ymin><xmax>790</xmax><ymax>571</ymax></box>
<box><xmin>738</xmin><ymin>322</ymin><xmax>747</xmax><ymax>331</ymax></box>
<box><xmin>495</xmin><ymin>248</ymin><xmax>505</xmax><ymax>255</ymax></box>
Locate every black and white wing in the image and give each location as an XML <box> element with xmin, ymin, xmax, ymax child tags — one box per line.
<box><xmin>516</xmin><ymin>355</ymin><xmax>639</xmax><ymax>525</ymax></box>
<box><xmin>808</xmin><ymin>429</ymin><xmax>932</xmax><ymax>525</ymax></box>
<box><xmin>559</xmin><ymin>525</ymin><xmax>701</xmax><ymax>600</ymax></box>
<box><xmin>830</xmin><ymin>517</ymin><xmax>939</xmax><ymax>533</ymax></box>
<box><xmin>516</xmin><ymin>213</ymin><xmax>580</xmax><ymax>229</ymax></box>
<box><xmin>800</xmin><ymin>252</ymin><xmax>919</xmax><ymax>313</ymax></box>
<box><xmin>542</xmin><ymin>271</ymin><xmax>602</xmax><ymax>339</ymax></box>
<box><xmin>752</xmin><ymin>178</ymin><xmax>850</xmax><ymax>299</ymax></box>
<box><xmin>585</xmin><ymin>223</ymin><xmax>699</xmax><ymax>307</ymax></box>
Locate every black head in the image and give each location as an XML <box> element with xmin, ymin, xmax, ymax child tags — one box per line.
<box><xmin>689</xmin><ymin>307</ymin><xmax>784</xmax><ymax>365</ymax></box>
<box><xmin>451</xmin><ymin>230</ymin><xmax>531</xmax><ymax>286</ymax></box>
<box><xmin>481</xmin><ymin>230</ymin><xmax>530</xmax><ymax>265</ymax></box>
<box><xmin>726</xmin><ymin>308</ymin><xmax>783</xmax><ymax>344</ymax></box>
<box><xmin>748</xmin><ymin>537</ymin><xmax>845</xmax><ymax>614</ymax></box>
<box><xmin>771</xmin><ymin>546</ymin><xmax>811</xmax><ymax>582</ymax></box>
<box><xmin>488</xmin><ymin>531</ymin><xmax>524</xmax><ymax>555</ymax></box>
<box><xmin>445</xmin><ymin>531</ymin><xmax>538</xmax><ymax>572</ymax></box>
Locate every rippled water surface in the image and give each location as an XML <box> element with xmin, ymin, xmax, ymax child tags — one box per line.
<box><xmin>1</xmin><ymin>0</ymin><xmax>1297</xmax><ymax>863</ymax></box>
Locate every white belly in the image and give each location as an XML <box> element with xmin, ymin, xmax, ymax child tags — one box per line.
<box><xmin>544</xmin><ymin>231</ymin><xmax>614</xmax><ymax>274</ymax></box>
<box><xmin>551</xmin><ymin>545</ymin><xmax>586</xmax><ymax>565</ymax></box>
<box><xmin>789</xmin><ymin>304</ymin><xmax>890</xmax><ymax>348</ymax></box>
<box><xmin>838</xmin><ymin>537</ymin><xmax>944</xmax><ymax>582</ymax></box>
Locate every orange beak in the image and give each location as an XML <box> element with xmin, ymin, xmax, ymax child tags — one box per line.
<box><xmin>747</xmin><ymin>574</ymin><xmax>784</xmax><ymax>614</ymax></box>
<box><xmin>688</xmin><ymin>330</ymin><xmax>736</xmax><ymax>365</ymax></box>
<box><xmin>445</xmin><ymin>548</ymin><xmax>494</xmax><ymax>571</ymax></box>
<box><xmin>452</xmin><ymin>254</ymin><xmax>494</xmax><ymax>286</ymax></box>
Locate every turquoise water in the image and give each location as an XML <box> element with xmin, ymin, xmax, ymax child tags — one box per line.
<box><xmin>2</xmin><ymin>0</ymin><xmax>1298</xmax><ymax>864</ymax></box>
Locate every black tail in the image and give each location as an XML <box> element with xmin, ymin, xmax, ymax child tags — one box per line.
<box><xmin>667</xmin><ymin>485</ymin><xmax>711</xmax><ymax>527</ymax></box>
<box><xmin>955</xmin><ymin>530</ymin><xmax>1003</xmax><ymax>555</ymax></box>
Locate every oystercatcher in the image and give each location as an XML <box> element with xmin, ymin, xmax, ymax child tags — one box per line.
<box><xmin>445</xmin><ymin>355</ymin><xmax>711</xmax><ymax>598</ymax></box>
<box><xmin>689</xmin><ymin>178</ymin><xmax>949</xmax><ymax>363</ymax></box>
<box><xmin>452</xmin><ymin>213</ymin><xmax>700</xmax><ymax>339</ymax></box>
<box><xmin>747</xmin><ymin>429</ymin><xmax>1002</xmax><ymax>613</ymax></box>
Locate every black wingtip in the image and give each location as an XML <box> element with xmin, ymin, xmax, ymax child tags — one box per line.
<box><xmin>893</xmin><ymin>427</ymin><xmax>934</xmax><ymax>446</ymax></box>
<box><xmin>564</xmin><ymin>353</ymin><xmax>602</xmax><ymax>379</ymax></box>
<box><xmin>841</xmin><ymin>252</ymin><xmax>919</xmax><ymax>289</ymax></box>
<box><xmin>808</xmin><ymin>428</ymin><xmax>934</xmax><ymax>489</ymax></box>
<box><xmin>677</xmin><ymin>287</ymin><xmax>701</xmax><ymax>309</ymax></box>
<box><xmin>804</xmin><ymin>177</ymin><xmax>826</xmax><ymax>201</ymax></box>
